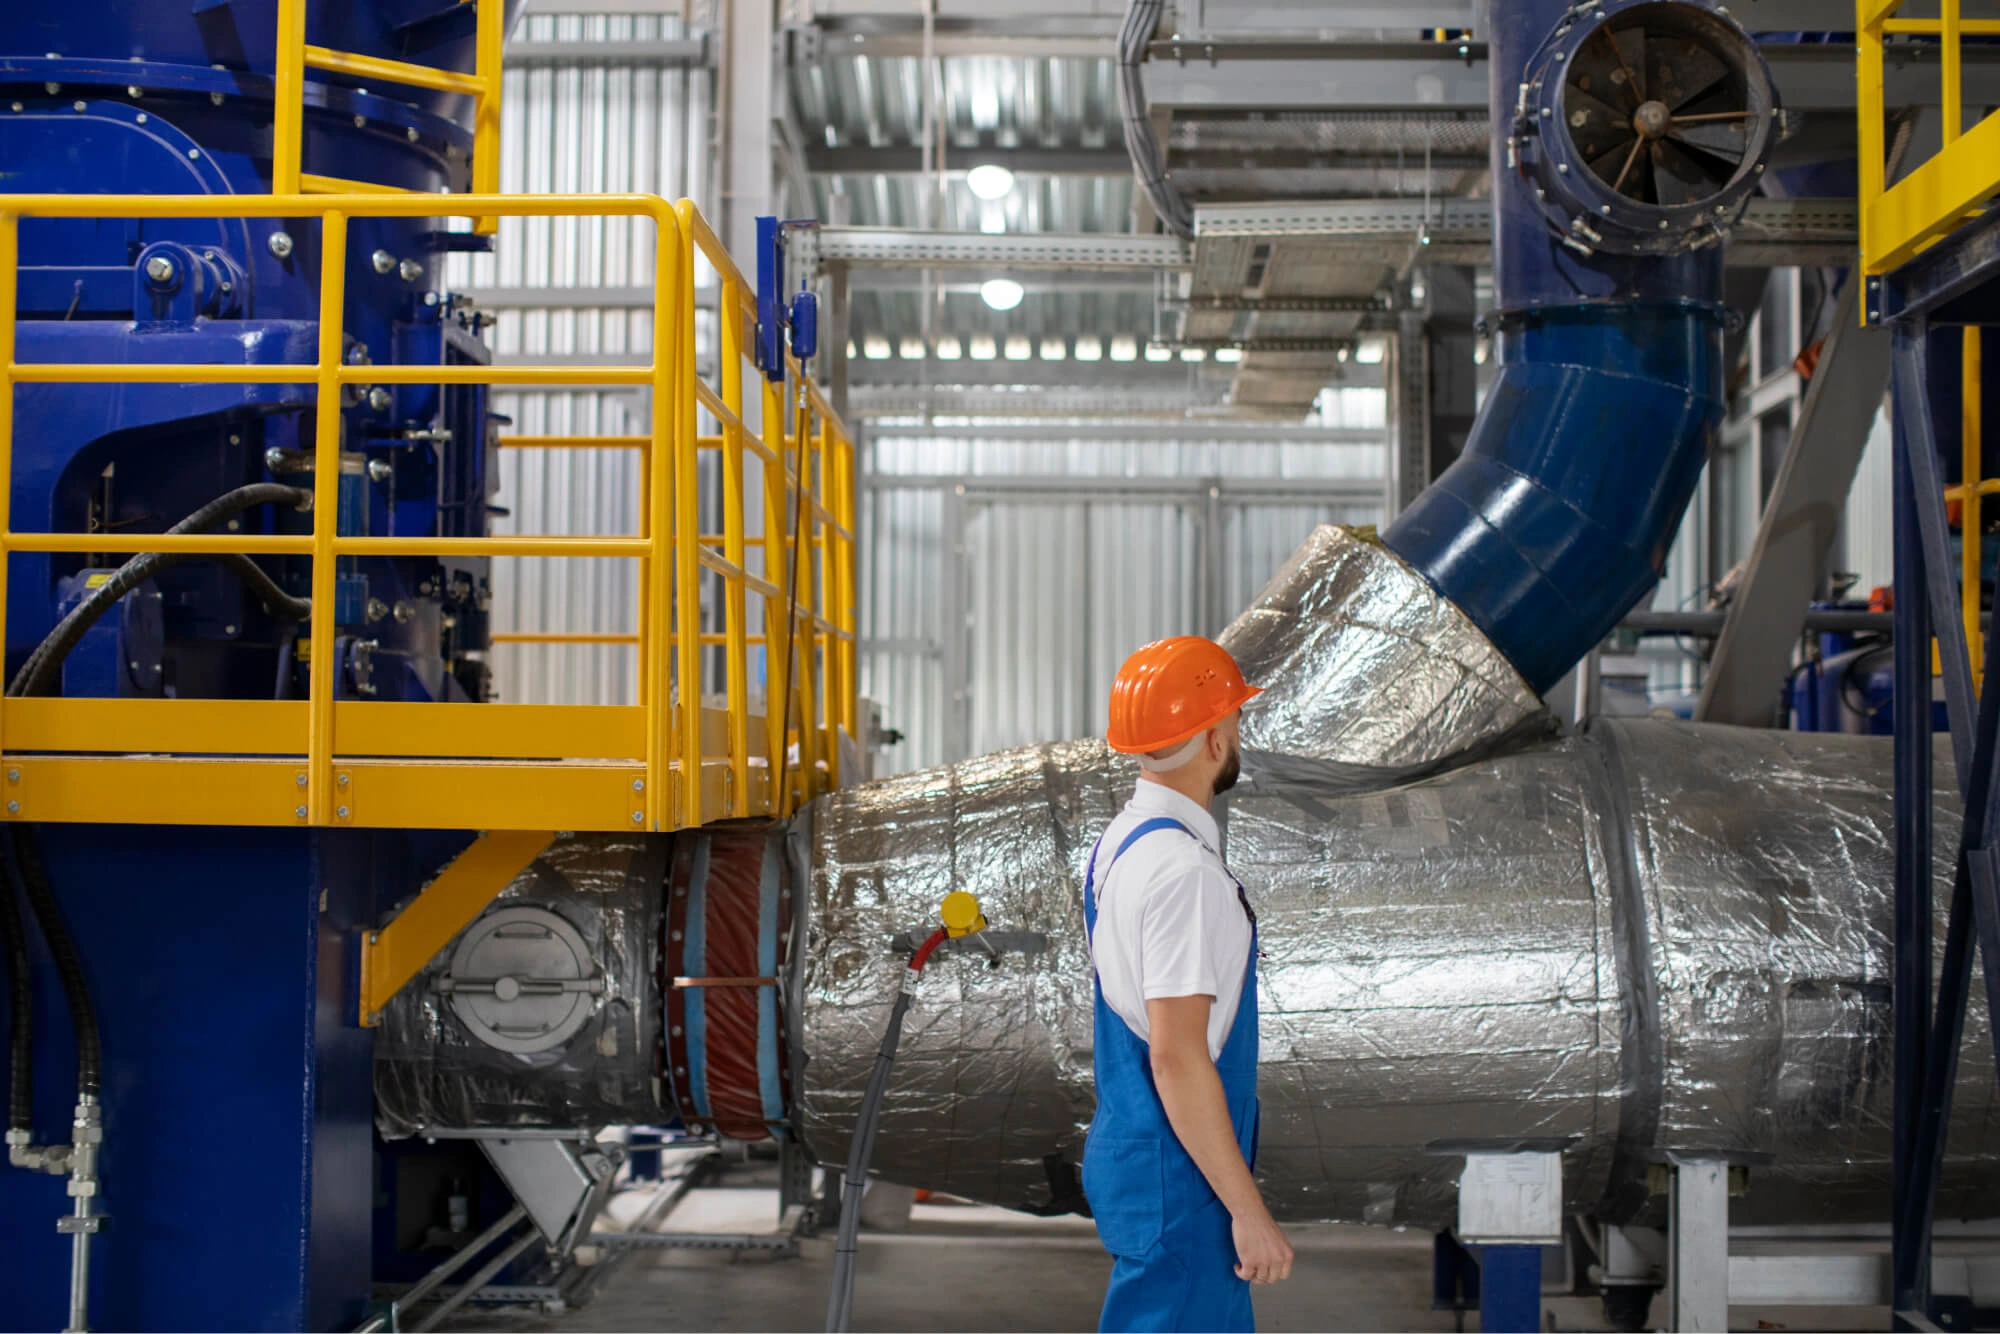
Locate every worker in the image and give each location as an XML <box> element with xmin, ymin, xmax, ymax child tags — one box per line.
<box><xmin>1081</xmin><ymin>636</ymin><xmax>1293</xmax><ymax>1333</ymax></box>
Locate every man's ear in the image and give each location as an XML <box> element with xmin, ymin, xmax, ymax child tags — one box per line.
<box><xmin>1208</xmin><ymin>725</ymin><xmax>1228</xmax><ymax>760</ymax></box>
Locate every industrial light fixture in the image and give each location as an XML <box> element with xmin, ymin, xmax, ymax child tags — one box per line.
<box><xmin>899</xmin><ymin>336</ymin><xmax>926</xmax><ymax>360</ymax></box>
<box><xmin>1004</xmin><ymin>335</ymin><xmax>1032</xmax><ymax>361</ymax></box>
<box><xmin>1144</xmin><ymin>343</ymin><xmax>1172</xmax><ymax>362</ymax></box>
<box><xmin>1180</xmin><ymin>347</ymin><xmax>1206</xmax><ymax>363</ymax></box>
<box><xmin>1074</xmin><ymin>335</ymin><xmax>1103</xmax><ymax>362</ymax></box>
<box><xmin>966</xmin><ymin>163</ymin><xmax>1015</xmax><ymax>200</ymax></box>
<box><xmin>969</xmin><ymin>334</ymin><xmax>998</xmax><ymax>360</ymax></box>
<box><xmin>1215</xmin><ymin>347</ymin><xmax>1243</xmax><ymax>363</ymax></box>
<box><xmin>1355</xmin><ymin>336</ymin><xmax>1386</xmax><ymax>364</ymax></box>
<box><xmin>1109</xmin><ymin>335</ymin><xmax>1138</xmax><ymax>362</ymax></box>
<box><xmin>936</xmin><ymin>336</ymin><xmax>963</xmax><ymax>361</ymax></box>
<box><xmin>979</xmin><ymin>278</ymin><xmax>1024</xmax><ymax>311</ymax></box>
<box><xmin>1040</xmin><ymin>337</ymin><xmax>1067</xmax><ymax>361</ymax></box>
<box><xmin>863</xmin><ymin>335</ymin><xmax>892</xmax><ymax>360</ymax></box>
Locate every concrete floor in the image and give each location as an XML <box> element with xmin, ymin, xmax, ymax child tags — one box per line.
<box><xmin>438</xmin><ymin>1161</ymin><xmax>1887</xmax><ymax>1334</ymax></box>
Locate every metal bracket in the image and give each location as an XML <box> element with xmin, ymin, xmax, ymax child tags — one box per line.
<box><xmin>356</xmin><ymin>830</ymin><xmax>555</xmax><ymax>1026</ymax></box>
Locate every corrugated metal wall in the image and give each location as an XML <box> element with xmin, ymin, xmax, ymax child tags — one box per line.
<box><xmin>459</xmin><ymin>15</ymin><xmax>714</xmax><ymax>704</ymax></box>
<box><xmin>860</xmin><ymin>425</ymin><xmax>1386</xmax><ymax>773</ymax></box>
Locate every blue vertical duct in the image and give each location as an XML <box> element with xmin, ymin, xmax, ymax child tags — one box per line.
<box><xmin>1383</xmin><ymin>0</ymin><xmax>1778</xmax><ymax>693</ymax></box>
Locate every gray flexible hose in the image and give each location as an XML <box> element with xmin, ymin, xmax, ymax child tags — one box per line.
<box><xmin>824</xmin><ymin>987</ymin><xmax>913</xmax><ymax>1333</ymax></box>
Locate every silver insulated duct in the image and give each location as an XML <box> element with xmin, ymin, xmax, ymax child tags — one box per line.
<box><xmin>797</xmin><ymin>718</ymin><xmax>1995</xmax><ymax>1229</ymax></box>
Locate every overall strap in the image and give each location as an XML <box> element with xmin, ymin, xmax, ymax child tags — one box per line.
<box><xmin>1084</xmin><ymin>817</ymin><xmax>1195</xmax><ymax>945</ymax></box>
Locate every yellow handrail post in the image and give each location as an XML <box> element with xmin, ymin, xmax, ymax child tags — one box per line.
<box><xmin>1857</xmin><ymin>0</ymin><xmax>1885</xmax><ymax>280</ymax></box>
<box><xmin>762</xmin><ymin>374</ymin><xmax>791</xmax><ymax>813</ymax></box>
<box><xmin>792</xmin><ymin>389</ymin><xmax>821</xmax><ymax>800</ymax></box>
<box><xmin>1943</xmin><ymin>0</ymin><xmax>1963</xmax><ymax>146</ymax></box>
<box><xmin>308</xmin><ymin>209</ymin><xmax>348</xmax><ymax>825</ymax></box>
<box><xmin>716</xmin><ymin>280</ymin><xmax>752</xmax><ymax>817</ymax></box>
<box><xmin>472</xmin><ymin>0</ymin><xmax>505</xmax><ymax>235</ymax></box>
<box><xmin>273</xmin><ymin>0</ymin><xmax>307</xmax><ymax>195</ymax></box>
<box><xmin>645</xmin><ymin>204</ymin><xmax>678</xmax><ymax>829</ymax></box>
<box><xmin>816</xmin><ymin>410</ymin><xmax>840</xmax><ymax>791</ymax></box>
<box><xmin>838</xmin><ymin>430</ymin><xmax>858</xmax><ymax>740</ymax></box>
<box><xmin>0</xmin><ymin>214</ymin><xmax>17</xmax><ymax>767</ymax></box>
<box><xmin>675</xmin><ymin>245</ymin><xmax>703</xmax><ymax>830</ymax></box>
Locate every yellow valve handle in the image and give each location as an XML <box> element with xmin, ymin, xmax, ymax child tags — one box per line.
<box><xmin>940</xmin><ymin>890</ymin><xmax>987</xmax><ymax>938</ymax></box>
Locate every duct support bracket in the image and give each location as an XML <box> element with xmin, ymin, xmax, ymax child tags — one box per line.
<box><xmin>1667</xmin><ymin>1156</ymin><xmax>1733</xmax><ymax>1333</ymax></box>
<box><xmin>357</xmin><ymin>830</ymin><xmax>554</xmax><ymax>1026</ymax></box>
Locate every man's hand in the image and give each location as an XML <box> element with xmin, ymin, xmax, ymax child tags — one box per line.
<box><xmin>1231</xmin><ymin>1206</ymin><xmax>1294</xmax><ymax>1284</ymax></box>
<box><xmin>1146</xmin><ymin>995</ymin><xmax>1294</xmax><ymax>1286</ymax></box>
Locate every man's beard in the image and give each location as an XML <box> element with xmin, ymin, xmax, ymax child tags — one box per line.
<box><xmin>1212</xmin><ymin>745</ymin><xmax>1241</xmax><ymax>796</ymax></box>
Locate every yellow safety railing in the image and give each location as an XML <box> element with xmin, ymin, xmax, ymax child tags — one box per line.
<box><xmin>1857</xmin><ymin>0</ymin><xmax>2000</xmax><ymax>275</ymax></box>
<box><xmin>273</xmin><ymin>0</ymin><xmax>505</xmax><ymax>233</ymax></box>
<box><xmin>0</xmin><ymin>192</ymin><xmax>858</xmax><ymax>833</ymax></box>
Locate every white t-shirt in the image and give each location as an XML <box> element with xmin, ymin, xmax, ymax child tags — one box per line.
<box><xmin>1087</xmin><ymin>780</ymin><xmax>1254</xmax><ymax>1061</ymax></box>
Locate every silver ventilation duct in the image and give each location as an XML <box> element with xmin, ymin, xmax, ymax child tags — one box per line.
<box><xmin>798</xmin><ymin>719</ymin><xmax>1995</xmax><ymax>1228</ymax></box>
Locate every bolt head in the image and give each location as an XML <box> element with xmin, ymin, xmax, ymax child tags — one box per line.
<box><xmin>398</xmin><ymin>258</ymin><xmax>423</xmax><ymax>283</ymax></box>
<box><xmin>1601</xmin><ymin>204</ymin><xmax>1612</xmax><ymax>215</ymax></box>
<box><xmin>223</xmin><ymin>624</ymin><xmax>237</xmax><ymax>636</ymax></box>
<box><xmin>296</xmin><ymin>774</ymin><xmax>308</xmax><ymax>787</ymax></box>
<box><xmin>144</xmin><ymin>254</ymin><xmax>176</xmax><ymax>283</ymax></box>
<box><xmin>371</xmin><ymin>249</ymin><xmax>396</xmax><ymax>275</ymax></box>
<box><xmin>632</xmin><ymin>779</ymin><xmax>645</xmax><ymax>791</ymax></box>
<box><xmin>72</xmin><ymin>100</ymin><xmax>85</xmax><ymax>112</ymax></box>
<box><xmin>406</xmin><ymin>126</ymin><xmax>420</xmax><ymax>143</ymax></box>
<box><xmin>296</xmin><ymin>805</ymin><xmax>308</xmax><ymax>819</ymax></box>
<box><xmin>368</xmin><ymin>386</ymin><xmax>393</xmax><ymax>412</ymax></box>
<box><xmin>6</xmin><ymin>770</ymin><xmax>17</xmax><ymax>783</ymax></box>
<box><xmin>5</xmin><ymin>802</ymin><xmax>17</xmax><ymax>815</ymax></box>
<box><xmin>368</xmin><ymin>458</ymin><xmax>393</xmax><ymax>483</ymax></box>
<box><xmin>337</xmin><ymin>806</ymin><xmax>350</xmax><ymax>819</ymax></box>
<box><xmin>1557</xmin><ymin>162</ymin><xmax>1569</xmax><ymax>174</ymax></box>
<box><xmin>268</xmin><ymin>230</ymin><xmax>295</xmax><ymax>260</ymax></box>
<box><xmin>631</xmin><ymin>811</ymin><xmax>645</xmax><ymax>823</ymax></box>
<box><xmin>353</xmin><ymin>113</ymin><xmax>366</xmax><ymax>128</ymax></box>
<box><xmin>338</xmin><ymin>774</ymin><xmax>349</xmax><ymax>786</ymax></box>
<box><xmin>424</xmin><ymin>291</ymin><xmax>440</xmax><ymax>307</ymax></box>
<box><xmin>127</xmin><ymin>85</ymin><xmax>141</xmax><ymax>98</ymax></box>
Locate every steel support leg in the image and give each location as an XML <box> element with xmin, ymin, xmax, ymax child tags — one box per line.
<box><xmin>1475</xmin><ymin>1247</ymin><xmax>1543</xmax><ymax>1334</ymax></box>
<box><xmin>1892</xmin><ymin>324</ymin><xmax>1939</xmax><ymax>1324</ymax></box>
<box><xmin>1667</xmin><ymin>1158</ymin><xmax>1730</xmax><ymax>1334</ymax></box>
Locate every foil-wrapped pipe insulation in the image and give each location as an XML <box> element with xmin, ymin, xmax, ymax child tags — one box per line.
<box><xmin>796</xmin><ymin>721</ymin><xmax>1996</xmax><ymax>1230</ymax></box>
<box><xmin>1219</xmin><ymin>525</ymin><xmax>1549</xmax><ymax>768</ymax></box>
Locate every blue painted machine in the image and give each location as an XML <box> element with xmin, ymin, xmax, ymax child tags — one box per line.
<box><xmin>0</xmin><ymin>4</ymin><xmax>514</xmax><ymax>1328</ymax></box>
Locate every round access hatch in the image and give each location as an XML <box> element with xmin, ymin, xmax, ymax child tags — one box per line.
<box><xmin>440</xmin><ymin>905</ymin><xmax>605</xmax><ymax>1054</ymax></box>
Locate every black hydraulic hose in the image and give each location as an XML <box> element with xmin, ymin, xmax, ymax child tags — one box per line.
<box><xmin>10</xmin><ymin>827</ymin><xmax>96</xmax><ymax>1100</ymax></box>
<box><xmin>9</xmin><ymin>483</ymin><xmax>313</xmax><ymax>699</ymax></box>
<box><xmin>0</xmin><ymin>855</ymin><xmax>31</xmax><ymax>1132</ymax></box>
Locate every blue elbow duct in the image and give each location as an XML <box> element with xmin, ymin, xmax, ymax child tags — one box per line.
<box><xmin>1382</xmin><ymin>0</ymin><xmax>1779</xmax><ymax>693</ymax></box>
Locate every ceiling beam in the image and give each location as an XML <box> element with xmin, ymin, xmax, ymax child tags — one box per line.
<box><xmin>807</xmin><ymin>145</ymin><xmax>1130</xmax><ymax>176</ymax></box>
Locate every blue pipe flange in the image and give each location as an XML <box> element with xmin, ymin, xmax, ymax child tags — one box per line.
<box><xmin>1509</xmin><ymin>0</ymin><xmax>1781</xmax><ymax>257</ymax></box>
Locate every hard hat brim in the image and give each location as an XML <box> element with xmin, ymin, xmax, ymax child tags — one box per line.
<box><xmin>1106</xmin><ymin>685</ymin><xmax>1262</xmax><ymax>755</ymax></box>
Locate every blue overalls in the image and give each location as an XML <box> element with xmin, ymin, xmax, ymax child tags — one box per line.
<box><xmin>1081</xmin><ymin>817</ymin><xmax>1261</xmax><ymax>1334</ymax></box>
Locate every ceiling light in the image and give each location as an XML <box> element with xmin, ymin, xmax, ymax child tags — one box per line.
<box><xmin>936</xmin><ymin>336</ymin><xmax>963</xmax><ymax>361</ymax></box>
<box><xmin>899</xmin><ymin>336</ymin><xmax>926</xmax><ymax>360</ymax></box>
<box><xmin>1145</xmin><ymin>343</ymin><xmax>1172</xmax><ymax>362</ymax></box>
<box><xmin>969</xmin><ymin>334</ymin><xmax>998</xmax><ymax>360</ymax></box>
<box><xmin>1109</xmin><ymin>335</ymin><xmax>1138</xmax><ymax>362</ymax></box>
<box><xmin>1355</xmin><ymin>336</ymin><xmax>1386</xmax><ymax>364</ymax></box>
<box><xmin>863</xmin><ymin>335</ymin><xmax>892</xmax><ymax>360</ymax></box>
<box><xmin>966</xmin><ymin>163</ymin><xmax>1016</xmax><ymax>200</ymax></box>
<box><xmin>1180</xmin><ymin>347</ymin><xmax>1206</xmax><ymax>362</ymax></box>
<box><xmin>1074</xmin><ymin>336</ymin><xmax>1103</xmax><ymax>362</ymax></box>
<box><xmin>1215</xmin><ymin>347</ymin><xmax>1243</xmax><ymax>363</ymax></box>
<box><xmin>1004</xmin><ymin>335</ymin><xmax>1032</xmax><ymax>360</ymax></box>
<box><xmin>979</xmin><ymin>278</ymin><xmax>1024</xmax><ymax>311</ymax></box>
<box><xmin>1040</xmin><ymin>337</ymin><xmax>1067</xmax><ymax>361</ymax></box>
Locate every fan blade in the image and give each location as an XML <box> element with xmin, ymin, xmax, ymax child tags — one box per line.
<box><xmin>1567</xmin><ymin>85</ymin><xmax>1639</xmax><ymax>163</ymax></box>
<box><xmin>1609</xmin><ymin>25</ymin><xmax>1648</xmax><ymax>103</ymax></box>
<box><xmin>1589</xmin><ymin>140</ymin><xmax>1642</xmax><ymax>196</ymax></box>
<box><xmin>1667</xmin><ymin>120</ymin><xmax>1747</xmax><ymax>163</ymax></box>
<box><xmin>1570</xmin><ymin>32</ymin><xmax>1628</xmax><ymax>109</ymax></box>
<box><xmin>1652</xmin><ymin>139</ymin><xmax>1717</xmax><ymax>206</ymax></box>
<box><xmin>1653</xmin><ymin>36</ymin><xmax>1731</xmax><ymax>112</ymax></box>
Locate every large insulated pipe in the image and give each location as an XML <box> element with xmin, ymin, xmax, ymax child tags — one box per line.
<box><xmin>1384</xmin><ymin>0</ymin><xmax>1777</xmax><ymax>693</ymax></box>
<box><xmin>795</xmin><ymin>720</ymin><xmax>1997</xmax><ymax>1230</ymax></box>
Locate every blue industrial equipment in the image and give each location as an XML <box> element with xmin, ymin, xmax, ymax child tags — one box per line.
<box><xmin>0</xmin><ymin>3</ymin><xmax>520</xmax><ymax>1328</ymax></box>
<box><xmin>754</xmin><ymin>215</ymin><xmax>821</xmax><ymax>381</ymax></box>
<box><xmin>1382</xmin><ymin>0</ymin><xmax>1778</xmax><ymax>693</ymax></box>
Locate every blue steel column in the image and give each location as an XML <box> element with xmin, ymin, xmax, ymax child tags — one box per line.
<box><xmin>1381</xmin><ymin>0</ymin><xmax>1730</xmax><ymax>693</ymax></box>
<box><xmin>1890</xmin><ymin>325</ymin><xmax>1935</xmax><ymax>1325</ymax></box>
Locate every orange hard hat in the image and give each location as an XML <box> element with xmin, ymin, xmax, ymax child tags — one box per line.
<box><xmin>1106</xmin><ymin>637</ymin><xmax>1262</xmax><ymax>754</ymax></box>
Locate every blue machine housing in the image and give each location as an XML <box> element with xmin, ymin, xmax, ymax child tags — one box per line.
<box><xmin>0</xmin><ymin>4</ymin><xmax>522</xmax><ymax>1328</ymax></box>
